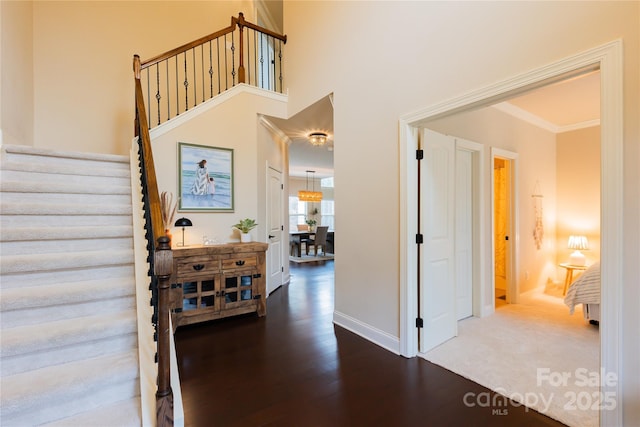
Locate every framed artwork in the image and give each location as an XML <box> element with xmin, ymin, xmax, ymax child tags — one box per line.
<box><xmin>178</xmin><ymin>142</ymin><xmax>234</xmax><ymax>212</ymax></box>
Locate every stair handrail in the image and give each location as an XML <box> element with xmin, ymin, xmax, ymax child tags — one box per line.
<box><xmin>134</xmin><ymin>55</ymin><xmax>174</xmax><ymax>427</ymax></box>
<box><xmin>137</xmin><ymin>12</ymin><xmax>287</xmax><ymax>129</ymax></box>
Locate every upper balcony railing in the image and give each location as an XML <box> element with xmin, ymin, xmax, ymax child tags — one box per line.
<box><xmin>134</xmin><ymin>12</ymin><xmax>287</xmax><ymax>129</ymax></box>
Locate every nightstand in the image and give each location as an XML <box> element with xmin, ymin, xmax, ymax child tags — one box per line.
<box><xmin>559</xmin><ymin>263</ymin><xmax>588</xmax><ymax>295</ymax></box>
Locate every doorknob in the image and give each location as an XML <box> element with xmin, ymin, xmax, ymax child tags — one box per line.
<box><xmin>268</xmin><ymin>234</ymin><xmax>275</xmax><ymax>239</ymax></box>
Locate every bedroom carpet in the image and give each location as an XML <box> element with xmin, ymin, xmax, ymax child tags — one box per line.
<box><xmin>423</xmin><ymin>289</ymin><xmax>599</xmax><ymax>427</ymax></box>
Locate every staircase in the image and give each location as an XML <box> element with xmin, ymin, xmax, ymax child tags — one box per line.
<box><xmin>0</xmin><ymin>144</ymin><xmax>143</xmax><ymax>426</ymax></box>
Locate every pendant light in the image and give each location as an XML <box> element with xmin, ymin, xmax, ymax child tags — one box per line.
<box><xmin>298</xmin><ymin>170</ymin><xmax>323</xmax><ymax>202</ymax></box>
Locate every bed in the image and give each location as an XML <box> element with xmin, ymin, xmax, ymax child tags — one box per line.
<box><xmin>564</xmin><ymin>261</ymin><xmax>600</xmax><ymax>324</ymax></box>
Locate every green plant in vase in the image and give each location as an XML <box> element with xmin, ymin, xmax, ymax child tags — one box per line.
<box><xmin>232</xmin><ymin>218</ymin><xmax>258</xmax><ymax>242</ymax></box>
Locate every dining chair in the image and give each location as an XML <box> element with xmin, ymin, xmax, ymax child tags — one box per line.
<box><xmin>306</xmin><ymin>226</ymin><xmax>329</xmax><ymax>256</ymax></box>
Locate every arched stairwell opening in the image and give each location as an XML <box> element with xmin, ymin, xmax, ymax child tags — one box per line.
<box><xmin>0</xmin><ymin>13</ymin><xmax>286</xmax><ymax>427</ymax></box>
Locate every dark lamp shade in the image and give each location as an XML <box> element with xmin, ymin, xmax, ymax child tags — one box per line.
<box><xmin>174</xmin><ymin>218</ymin><xmax>193</xmax><ymax>227</ymax></box>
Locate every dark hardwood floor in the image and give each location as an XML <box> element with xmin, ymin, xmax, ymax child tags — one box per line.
<box><xmin>175</xmin><ymin>260</ymin><xmax>565</xmax><ymax>427</ymax></box>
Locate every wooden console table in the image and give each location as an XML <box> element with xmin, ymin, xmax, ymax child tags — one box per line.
<box><xmin>170</xmin><ymin>242</ymin><xmax>268</xmax><ymax>329</ymax></box>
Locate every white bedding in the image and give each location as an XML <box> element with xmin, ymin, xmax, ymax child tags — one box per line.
<box><xmin>564</xmin><ymin>262</ymin><xmax>600</xmax><ymax>315</ymax></box>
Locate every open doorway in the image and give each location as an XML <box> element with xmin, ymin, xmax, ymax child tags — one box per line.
<box><xmin>400</xmin><ymin>41</ymin><xmax>623</xmax><ymax>425</ymax></box>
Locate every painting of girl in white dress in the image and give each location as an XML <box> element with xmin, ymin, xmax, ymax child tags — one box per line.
<box><xmin>178</xmin><ymin>142</ymin><xmax>233</xmax><ymax>211</ymax></box>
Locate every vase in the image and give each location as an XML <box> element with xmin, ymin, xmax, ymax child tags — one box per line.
<box><xmin>241</xmin><ymin>232</ymin><xmax>251</xmax><ymax>243</ymax></box>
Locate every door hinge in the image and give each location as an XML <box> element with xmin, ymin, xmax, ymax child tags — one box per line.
<box><xmin>505</xmin><ymin>235</ymin><xmax>509</xmax><ymax>241</ymax></box>
<box><xmin>416</xmin><ymin>149</ymin><xmax>424</xmax><ymax>160</ymax></box>
<box><xmin>281</xmin><ymin>266</ymin><xmax>284</xmax><ymax>272</ymax></box>
<box><xmin>416</xmin><ymin>317</ymin><xmax>424</xmax><ymax>328</ymax></box>
<box><xmin>281</xmin><ymin>225</ymin><xmax>284</xmax><ymax>231</ymax></box>
<box><xmin>416</xmin><ymin>234</ymin><xmax>424</xmax><ymax>244</ymax></box>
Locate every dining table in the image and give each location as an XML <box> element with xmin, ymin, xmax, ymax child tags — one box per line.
<box><xmin>289</xmin><ymin>230</ymin><xmax>334</xmax><ymax>257</ymax></box>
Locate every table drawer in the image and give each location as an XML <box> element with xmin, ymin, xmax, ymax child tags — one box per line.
<box><xmin>176</xmin><ymin>256</ymin><xmax>219</xmax><ymax>278</ymax></box>
<box><xmin>221</xmin><ymin>255</ymin><xmax>257</xmax><ymax>271</ymax></box>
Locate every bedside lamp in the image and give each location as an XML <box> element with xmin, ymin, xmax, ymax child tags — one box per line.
<box><xmin>568</xmin><ymin>235</ymin><xmax>588</xmax><ymax>266</ymax></box>
<box><xmin>174</xmin><ymin>217</ymin><xmax>193</xmax><ymax>247</ymax></box>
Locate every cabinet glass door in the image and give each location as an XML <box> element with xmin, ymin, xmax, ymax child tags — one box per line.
<box><xmin>223</xmin><ymin>270</ymin><xmax>256</xmax><ymax>308</ymax></box>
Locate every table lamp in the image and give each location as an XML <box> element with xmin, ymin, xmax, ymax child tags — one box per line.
<box><xmin>174</xmin><ymin>217</ymin><xmax>193</xmax><ymax>247</ymax></box>
<box><xmin>568</xmin><ymin>235</ymin><xmax>588</xmax><ymax>266</ymax></box>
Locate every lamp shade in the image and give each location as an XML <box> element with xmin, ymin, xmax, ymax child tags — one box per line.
<box><xmin>174</xmin><ymin>217</ymin><xmax>192</xmax><ymax>247</ymax></box>
<box><xmin>308</xmin><ymin>132</ymin><xmax>328</xmax><ymax>146</ymax></box>
<box><xmin>174</xmin><ymin>217</ymin><xmax>193</xmax><ymax>228</ymax></box>
<box><xmin>298</xmin><ymin>190</ymin><xmax>323</xmax><ymax>202</ymax></box>
<box><xmin>567</xmin><ymin>235</ymin><xmax>588</xmax><ymax>250</ymax></box>
<box><xmin>568</xmin><ymin>235</ymin><xmax>588</xmax><ymax>266</ymax></box>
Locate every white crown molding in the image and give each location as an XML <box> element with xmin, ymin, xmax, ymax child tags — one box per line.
<box><xmin>148</xmin><ymin>84</ymin><xmax>287</xmax><ymax>140</ymax></box>
<box><xmin>259</xmin><ymin>116</ymin><xmax>291</xmax><ymax>145</ymax></box>
<box><xmin>492</xmin><ymin>102</ymin><xmax>600</xmax><ymax>133</ymax></box>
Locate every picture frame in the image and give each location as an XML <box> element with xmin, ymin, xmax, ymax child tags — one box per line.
<box><xmin>178</xmin><ymin>142</ymin><xmax>234</xmax><ymax>212</ymax></box>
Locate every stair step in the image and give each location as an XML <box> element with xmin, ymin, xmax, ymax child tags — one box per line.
<box><xmin>0</xmin><ymin>213</ymin><xmax>134</xmax><ymax>228</ymax></box>
<box><xmin>1</xmin><ymin>351</ymin><xmax>140</xmax><ymax>426</ymax></box>
<box><xmin>0</xmin><ymin>264</ymin><xmax>135</xmax><ymax>289</ymax></box>
<box><xmin>2</xmin><ymin>144</ymin><xmax>129</xmax><ymax>166</ymax></box>
<box><xmin>41</xmin><ymin>396</ymin><xmax>142</xmax><ymax>427</ymax></box>
<box><xmin>1</xmin><ymin>159</ymin><xmax>131</xmax><ymax>178</ymax></box>
<box><xmin>0</xmin><ymin>248</ymin><xmax>134</xmax><ymax>274</ymax></box>
<box><xmin>0</xmin><ymin>225</ymin><xmax>133</xmax><ymax>242</ymax></box>
<box><xmin>1</xmin><ymin>311</ymin><xmax>137</xmax><ymax>358</ymax></box>
<box><xmin>1</xmin><ymin>179</ymin><xmax>132</xmax><ymax>195</ymax></box>
<box><xmin>2</xmin><ymin>236</ymin><xmax>133</xmax><ymax>256</ymax></box>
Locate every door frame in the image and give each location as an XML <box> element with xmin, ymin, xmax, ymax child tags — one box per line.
<box><xmin>490</xmin><ymin>148</ymin><xmax>519</xmax><ymax>305</ymax></box>
<box><xmin>399</xmin><ymin>40</ymin><xmax>623</xmax><ymax>425</ymax></box>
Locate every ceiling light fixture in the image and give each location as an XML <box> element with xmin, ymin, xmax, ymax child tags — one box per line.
<box><xmin>298</xmin><ymin>170</ymin><xmax>323</xmax><ymax>202</ymax></box>
<box><xmin>308</xmin><ymin>132</ymin><xmax>328</xmax><ymax>146</ymax></box>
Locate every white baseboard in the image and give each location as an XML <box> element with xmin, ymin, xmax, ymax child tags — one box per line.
<box><xmin>333</xmin><ymin>311</ymin><xmax>400</xmax><ymax>355</ymax></box>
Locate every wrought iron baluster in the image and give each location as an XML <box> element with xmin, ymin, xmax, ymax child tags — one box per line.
<box><xmin>175</xmin><ymin>57</ymin><xmax>179</xmax><ymax>116</ymax></box>
<box><xmin>259</xmin><ymin>33</ymin><xmax>264</xmax><ymax>88</ymax></box>
<box><xmin>192</xmin><ymin>48</ymin><xmax>197</xmax><ymax>108</ymax></box>
<box><xmin>208</xmin><ymin>41</ymin><xmax>213</xmax><ymax>99</ymax></box>
<box><xmin>166</xmin><ymin>59</ymin><xmax>170</xmax><ymax>120</ymax></box>
<box><xmin>201</xmin><ymin>44</ymin><xmax>205</xmax><ymax>103</ymax></box>
<box><xmin>278</xmin><ymin>41</ymin><xmax>283</xmax><ymax>93</ymax></box>
<box><xmin>271</xmin><ymin>36</ymin><xmax>276</xmax><ymax>92</ymax></box>
<box><xmin>224</xmin><ymin>34</ymin><xmax>229</xmax><ymax>91</ymax></box>
<box><xmin>231</xmin><ymin>31</ymin><xmax>236</xmax><ymax>86</ymax></box>
<box><xmin>217</xmin><ymin>37</ymin><xmax>221</xmax><ymax>94</ymax></box>
<box><xmin>155</xmin><ymin>65</ymin><xmax>161</xmax><ymax>125</ymax></box>
<box><xmin>184</xmin><ymin>52</ymin><xmax>189</xmax><ymax>111</ymax></box>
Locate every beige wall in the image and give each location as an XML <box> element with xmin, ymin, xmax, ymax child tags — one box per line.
<box><xmin>428</xmin><ymin>106</ymin><xmax>558</xmax><ymax>295</ymax></box>
<box><xmin>1</xmin><ymin>1</ymin><xmax>34</xmax><ymax>146</ymax></box>
<box><xmin>284</xmin><ymin>2</ymin><xmax>638</xmax><ymax>421</ymax></box>
<box><xmin>150</xmin><ymin>89</ymin><xmax>287</xmax><ymax>246</ymax></box>
<box><xmin>29</xmin><ymin>1</ymin><xmax>255</xmax><ymax>155</ymax></box>
<box><xmin>556</xmin><ymin>126</ymin><xmax>601</xmax><ymax>267</ymax></box>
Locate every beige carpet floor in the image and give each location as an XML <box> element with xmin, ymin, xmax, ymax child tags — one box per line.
<box><xmin>423</xmin><ymin>287</ymin><xmax>600</xmax><ymax>427</ymax></box>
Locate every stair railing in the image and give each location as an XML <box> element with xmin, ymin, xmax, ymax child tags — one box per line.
<box><xmin>134</xmin><ymin>57</ymin><xmax>174</xmax><ymax>427</ymax></box>
<box><xmin>132</xmin><ymin>15</ymin><xmax>286</xmax><ymax>426</ymax></box>
<box><xmin>137</xmin><ymin>12</ymin><xmax>287</xmax><ymax>129</ymax></box>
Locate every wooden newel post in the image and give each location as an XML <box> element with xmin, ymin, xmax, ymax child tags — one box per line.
<box><xmin>237</xmin><ymin>13</ymin><xmax>246</xmax><ymax>83</ymax></box>
<box><xmin>154</xmin><ymin>235</ymin><xmax>174</xmax><ymax>427</ymax></box>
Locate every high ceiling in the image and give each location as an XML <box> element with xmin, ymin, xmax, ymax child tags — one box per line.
<box><xmin>267</xmin><ymin>71</ymin><xmax>600</xmax><ymax>178</ymax></box>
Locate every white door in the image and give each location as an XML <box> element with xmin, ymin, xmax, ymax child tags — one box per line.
<box><xmin>420</xmin><ymin>129</ymin><xmax>457</xmax><ymax>353</ymax></box>
<box><xmin>266</xmin><ymin>166</ymin><xmax>283</xmax><ymax>294</ymax></box>
<box><xmin>455</xmin><ymin>147</ymin><xmax>473</xmax><ymax>320</ymax></box>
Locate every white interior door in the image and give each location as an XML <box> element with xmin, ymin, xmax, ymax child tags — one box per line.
<box><xmin>419</xmin><ymin>129</ymin><xmax>456</xmax><ymax>353</ymax></box>
<box><xmin>266</xmin><ymin>166</ymin><xmax>283</xmax><ymax>294</ymax></box>
<box><xmin>455</xmin><ymin>147</ymin><xmax>473</xmax><ymax>320</ymax></box>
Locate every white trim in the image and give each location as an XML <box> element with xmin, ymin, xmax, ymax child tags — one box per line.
<box><xmin>333</xmin><ymin>311</ymin><xmax>400</xmax><ymax>355</ymax></box>
<box><xmin>493</xmin><ymin>102</ymin><xmax>600</xmax><ymax>133</ymax></box>
<box><xmin>259</xmin><ymin>116</ymin><xmax>292</xmax><ymax>145</ymax></box>
<box><xmin>399</xmin><ymin>40</ymin><xmax>623</xmax><ymax>425</ymax></box>
<box><xmin>148</xmin><ymin>84</ymin><xmax>287</xmax><ymax>140</ymax></box>
<box><xmin>399</xmin><ymin>123</ymin><xmax>418</xmax><ymax>357</ymax></box>
<box><xmin>455</xmin><ymin>138</ymin><xmax>487</xmax><ymax>317</ymax></box>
